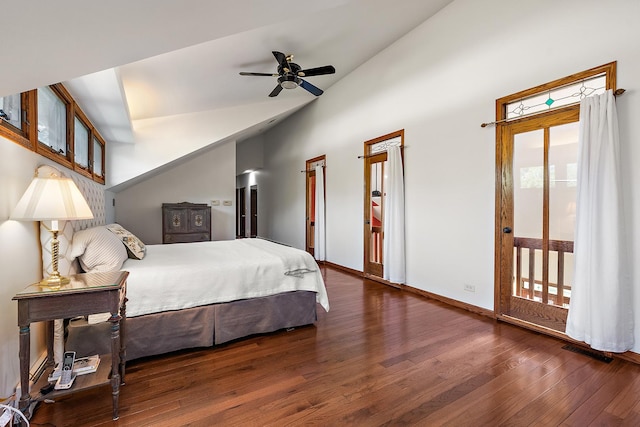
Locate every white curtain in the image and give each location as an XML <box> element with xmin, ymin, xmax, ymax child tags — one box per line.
<box><xmin>314</xmin><ymin>165</ymin><xmax>326</xmax><ymax>261</ymax></box>
<box><xmin>565</xmin><ymin>89</ymin><xmax>633</xmax><ymax>352</ymax></box>
<box><xmin>383</xmin><ymin>145</ymin><xmax>406</xmax><ymax>283</ymax></box>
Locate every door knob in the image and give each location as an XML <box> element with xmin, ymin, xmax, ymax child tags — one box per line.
<box><xmin>503</xmin><ymin>227</ymin><xmax>512</xmax><ymax>234</ymax></box>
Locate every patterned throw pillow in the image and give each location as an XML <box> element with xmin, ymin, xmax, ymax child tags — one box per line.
<box><xmin>105</xmin><ymin>223</ymin><xmax>146</xmax><ymax>260</ymax></box>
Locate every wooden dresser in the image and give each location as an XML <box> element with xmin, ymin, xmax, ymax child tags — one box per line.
<box><xmin>162</xmin><ymin>202</ymin><xmax>211</xmax><ymax>244</ymax></box>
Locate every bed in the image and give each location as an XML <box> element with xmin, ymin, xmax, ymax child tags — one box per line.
<box><xmin>61</xmin><ymin>225</ymin><xmax>329</xmax><ymax>361</ymax></box>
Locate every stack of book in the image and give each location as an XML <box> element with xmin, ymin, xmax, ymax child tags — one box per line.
<box><xmin>47</xmin><ymin>354</ymin><xmax>100</xmax><ymax>382</ymax></box>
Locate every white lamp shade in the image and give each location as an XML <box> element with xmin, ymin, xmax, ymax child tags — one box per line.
<box><xmin>11</xmin><ymin>174</ymin><xmax>94</xmax><ymax>221</ymax></box>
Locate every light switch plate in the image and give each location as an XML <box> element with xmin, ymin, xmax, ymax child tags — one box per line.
<box><xmin>211</xmin><ymin>200</ymin><xmax>220</xmax><ymax>206</ymax></box>
<box><xmin>223</xmin><ymin>200</ymin><xmax>232</xmax><ymax>206</ymax></box>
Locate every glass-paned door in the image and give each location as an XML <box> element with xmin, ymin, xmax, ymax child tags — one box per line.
<box><xmin>307</xmin><ymin>172</ymin><xmax>316</xmax><ymax>255</ymax></box>
<box><xmin>363</xmin><ymin>130</ymin><xmax>403</xmax><ymax>281</ymax></box>
<box><xmin>305</xmin><ymin>155</ymin><xmax>325</xmax><ymax>256</ymax></box>
<box><xmin>364</xmin><ymin>154</ymin><xmax>386</xmax><ymax>278</ymax></box>
<box><xmin>499</xmin><ymin>109</ymin><xmax>578</xmax><ymax>331</ymax></box>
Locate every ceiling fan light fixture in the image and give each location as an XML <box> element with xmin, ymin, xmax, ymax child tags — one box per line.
<box><xmin>281</xmin><ymin>80</ymin><xmax>298</xmax><ymax>89</ymax></box>
<box><xmin>278</xmin><ymin>75</ymin><xmax>300</xmax><ymax>89</ymax></box>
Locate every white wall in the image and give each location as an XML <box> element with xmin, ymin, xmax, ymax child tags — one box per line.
<box><xmin>114</xmin><ymin>140</ymin><xmax>236</xmax><ymax>244</ymax></box>
<box><xmin>108</xmin><ymin>98</ymin><xmax>310</xmax><ymax>188</ymax></box>
<box><xmin>262</xmin><ymin>0</ymin><xmax>640</xmax><ymax>349</ymax></box>
<box><xmin>236</xmin><ymin>134</ymin><xmax>264</xmax><ymax>174</ymax></box>
<box><xmin>0</xmin><ymin>138</ymin><xmax>63</xmax><ymax>398</ymax></box>
<box><xmin>236</xmin><ymin>134</ymin><xmax>266</xmax><ymax>238</ymax></box>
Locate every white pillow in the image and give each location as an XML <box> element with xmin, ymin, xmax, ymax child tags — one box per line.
<box><xmin>70</xmin><ymin>226</ymin><xmax>128</xmax><ymax>273</ymax></box>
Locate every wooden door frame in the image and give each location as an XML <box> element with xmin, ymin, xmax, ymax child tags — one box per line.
<box><xmin>236</xmin><ymin>187</ymin><xmax>246</xmax><ymax>238</ymax></box>
<box><xmin>363</xmin><ymin>129</ymin><xmax>404</xmax><ymax>283</ymax></box>
<box><xmin>305</xmin><ymin>155</ymin><xmax>326</xmax><ymax>256</ymax></box>
<box><xmin>364</xmin><ymin>152</ymin><xmax>386</xmax><ymax>279</ymax></box>
<box><xmin>493</xmin><ymin>62</ymin><xmax>617</xmax><ymax>335</ymax></box>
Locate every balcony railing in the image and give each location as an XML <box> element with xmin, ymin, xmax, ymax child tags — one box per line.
<box><xmin>513</xmin><ymin>237</ymin><xmax>574</xmax><ymax>308</ymax></box>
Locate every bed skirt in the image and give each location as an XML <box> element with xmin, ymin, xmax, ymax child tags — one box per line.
<box><xmin>65</xmin><ymin>291</ymin><xmax>317</xmax><ymax>361</ymax></box>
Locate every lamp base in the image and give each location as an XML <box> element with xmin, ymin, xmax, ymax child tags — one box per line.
<box><xmin>40</xmin><ymin>274</ymin><xmax>70</xmax><ymax>289</ymax></box>
<box><xmin>41</xmin><ymin>227</ymin><xmax>70</xmax><ymax>289</ymax></box>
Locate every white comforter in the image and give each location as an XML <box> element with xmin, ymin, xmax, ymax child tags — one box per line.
<box><xmin>121</xmin><ymin>238</ymin><xmax>329</xmax><ymax>317</ymax></box>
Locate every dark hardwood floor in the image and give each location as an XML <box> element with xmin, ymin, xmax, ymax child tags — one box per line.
<box><xmin>30</xmin><ymin>266</ymin><xmax>640</xmax><ymax>426</ymax></box>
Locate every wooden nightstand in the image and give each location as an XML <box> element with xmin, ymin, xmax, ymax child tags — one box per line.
<box><xmin>12</xmin><ymin>270</ymin><xmax>129</xmax><ymax>420</ymax></box>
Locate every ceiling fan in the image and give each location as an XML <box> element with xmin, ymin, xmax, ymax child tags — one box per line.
<box><xmin>240</xmin><ymin>51</ymin><xmax>335</xmax><ymax>97</ymax></box>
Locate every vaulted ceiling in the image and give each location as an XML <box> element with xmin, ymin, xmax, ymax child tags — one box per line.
<box><xmin>2</xmin><ymin>0</ymin><xmax>452</xmax><ymax>189</ymax></box>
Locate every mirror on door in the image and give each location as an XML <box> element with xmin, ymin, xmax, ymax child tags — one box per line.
<box><xmin>370</xmin><ymin>161</ymin><xmax>384</xmax><ymax>264</ymax></box>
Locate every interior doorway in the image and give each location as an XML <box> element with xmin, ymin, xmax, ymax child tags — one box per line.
<box><xmin>305</xmin><ymin>155</ymin><xmax>326</xmax><ymax>257</ymax></box>
<box><xmin>250</xmin><ymin>185</ymin><xmax>257</xmax><ymax>238</ymax></box>
<box><xmin>363</xmin><ymin>130</ymin><xmax>403</xmax><ymax>282</ymax></box>
<box><xmin>236</xmin><ymin>187</ymin><xmax>246</xmax><ymax>238</ymax></box>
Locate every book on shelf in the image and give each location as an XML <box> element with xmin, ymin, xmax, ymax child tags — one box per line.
<box><xmin>47</xmin><ymin>354</ymin><xmax>100</xmax><ymax>382</ymax></box>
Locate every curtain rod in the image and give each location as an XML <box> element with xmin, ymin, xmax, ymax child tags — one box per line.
<box><xmin>357</xmin><ymin>145</ymin><xmax>407</xmax><ymax>159</ymax></box>
<box><xmin>300</xmin><ymin>165</ymin><xmax>325</xmax><ymax>173</ymax></box>
<box><xmin>480</xmin><ymin>88</ymin><xmax>626</xmax><ymax>128</ymax></box>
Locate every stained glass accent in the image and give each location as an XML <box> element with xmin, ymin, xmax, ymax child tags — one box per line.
<box><xmin>370</xmin><ymin>136</ymin><xmax>402</xmax><ymax>155</ymax></box>
<box><xmin>310</xmin><ymin>159</ymin><xmax>325</xmax><ymax>169</ymax></box>
<box><xmin>506</xmin><ymin>74</ymin><xmax>606</xmax><ymax>120</ymax></box>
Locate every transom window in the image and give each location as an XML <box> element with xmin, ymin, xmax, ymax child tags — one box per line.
<box><xmin>93</xmin><ymin>135</ymin><xmax>105</xmax><ymax>183</ymax></box>
<box><xmin>1</xmin><ymin>84</ymin><xmax>107</xmax><ymax>184</ymax></box>
<box><xmin>0</xmin><ymin>93</ymin><xmax>22</xmax><ymax>130</ymax></box>
<box><xmin>369</xmin><ymin>135</ymin><xmax>402</xmax><ymax>155</ymax></box>
<box><xmin>505</xmin><ymin>74</ymin><xmax>607</xmax><ymax>121</ymax></box>
<box><xmin>38</xmin><ymin>86</ymin><xmax>69</xmax><ymax>156</ymax></box>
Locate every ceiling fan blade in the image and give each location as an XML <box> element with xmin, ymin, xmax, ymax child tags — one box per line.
<box><xmin>240</xmin><ymin>72</ymin><xmax>278</xmax><ymax>77</ymax></box>
<box><xmin>298</xmin><ymin>65</ymin><xmax>336</xmax><ymax>77</ymax></box>
<box><xmin>269</xmin><ymin>85</ymin><xmax>283</xmax><ymax>97</ymax></box>
<box><xmin>272</xmin><ymin>51</ymin><xmax>290</xmax><ymax>72</ymax></box>
<box><xmin>299</xmin><ymin>79</ymin><xmax>324</xmax><ymax>96</ymax></box>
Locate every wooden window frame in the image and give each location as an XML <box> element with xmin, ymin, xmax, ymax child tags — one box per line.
<box><xmin>73</xmin><ymin>107</ymin><xmax>94</xmax><ymax>179</ymax></box>
<box><xmin>0</xmin><ymin>90</ymin><xmax>36</xmax><ymax>150</ymax></box>
<box><xmin>36</xmin><ymin>84</ymin><xmax>74</xmax><ymax>169</ymax></box>
<box><xmin>92</xmin><ymin>133</ymin><xmax>106</xmax><ymax>184</ymax></box>
<box><xmin>1</xmin><ymin>83</ymin><xmax>108</xmax><ymax>184</ymax></box>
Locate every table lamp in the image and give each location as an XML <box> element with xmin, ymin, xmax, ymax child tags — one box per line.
<box><xmin>11</xmin><ymin>165</ymin><xmax>94</xmax><ymax>287</ymax></box>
